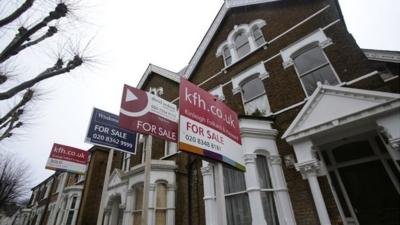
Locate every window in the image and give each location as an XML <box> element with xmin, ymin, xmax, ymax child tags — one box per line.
<box><xmin>256</xmin><ymin>155</ymin><xmax>279</xmax><ymax>225</ymax></box>
<box><xmin>216</xmin><ymin>19</ymin><xmax>266</xmax><ymax>67</ymax></box>
<box><xmin>223</xmin><ymin>46</ymin><xmax>233</xmax><ymax>66</ymax></box>
<box><xmin>223</xmin><ymin>166</ymin><xmax>252</xmax><ymax>225</ymax></box>
<box><xmin>252</xmin><ymin>26</ymin><xmax>265</xmax><ymax>47</ymax></box>
<box><xmin>209</xmin><ymin>85</ymin><xmax>225</xmax><ymax>101</ymax></box>
<box><xmin>164</xmin><ymin>141</ymin><xmax>177</xmax><ymax>156</ymax></box>
<box><xmin>239</xmin><ymin>75</ymin><xmax>269</xmax><ymax>115</ymax></box>
<box><xmin>65</xmin><ymin>196</ymin><xmax>77</xmax><ymax>225</ymax></box>
<box><xmin>292</xmin><ymin>41</ymin><xmax>339</xmax><ymax>96</ymax></box>
<box><xmin>133</xmin><ymin>184</ymin><xmax>144</xmax><ymax>225</ymax></box>
<box><xmin>155</xmin><ymin>183</ymin><xmax>167</xmax><ymax>225</ymax></box>
<box><xmin>235</xmin><ymin>32</ymin><xmax>251</xmax><ymax>58</ymax></box>
<box><xmin>122</xmin><ymin>153</ymin><xmax>131</xmax><ymax>172</ymax></box>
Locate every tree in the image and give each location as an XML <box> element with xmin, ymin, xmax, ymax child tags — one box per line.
<box><xmin>0</xmin><ymin>152</ymin><xmax>31</xmax><ymax>210</ymax></box>
<box><xmin>0</xmin><ymin>0</ymin><xmax>88</xmax><ymax>141</ymax></box>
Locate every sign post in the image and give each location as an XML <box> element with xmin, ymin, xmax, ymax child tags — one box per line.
<box><xmin>96</xmin><ymin>148</ymin><xmax>114</xmax><ymax>225</ymax></box>
<box><xmin>119</xmin><ymin>85</ymin><xmax>178</xmax><ymax>225</ymax></box>
<box><xmin>84</xmin><ymin>108</ymin><xmax>137</xmax><ymax>225</ymax></box>
<box><xmin>179</xmin><ymin>79</ymin><xmax>245</xmax><ymax>171</ymax></box>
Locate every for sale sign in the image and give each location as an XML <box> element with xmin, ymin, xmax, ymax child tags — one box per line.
<box><xmin>45</xmin><ymin>143</ymin><xmax>89</xmax><ymax>174</ymax></box>
<box><xmin>179</xmin><ymin>79</ymin><xmax>245</xmax><ymax>171</ymax></box>
<box><xmin>85</xmin><ymin>108</ymin><xmax>137</xmax><ymax>154</ymax></box>
<box><xmin>119</xmin><ymin>84</ymin><xmax>178</xmax><ymax>142</ymax></box>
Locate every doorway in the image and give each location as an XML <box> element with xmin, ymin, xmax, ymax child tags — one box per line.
<box><xmin>321</xmin><ymin>134</ymin><xmax>400</xmax><ymax>225</ymax></box>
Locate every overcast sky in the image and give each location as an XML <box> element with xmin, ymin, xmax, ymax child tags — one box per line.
<box><xmin>0</xmin><ymin>0</ymin><xmax>399</xmax><ymax>187</ymax></box>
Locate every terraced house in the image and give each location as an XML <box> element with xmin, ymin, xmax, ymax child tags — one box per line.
<box><xmin>15</xmin><ymin>0</ymin><xmax>399</xmax><ymax>225</ymax></box>
<box><xmin>13</xmin><ymin>172</ymin><xmax>85</xmax><ymax>225</ymax></box>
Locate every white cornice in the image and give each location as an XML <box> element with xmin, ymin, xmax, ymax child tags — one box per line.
<box><xmin>282</xmin><ymin>84</ymin><xmax>400</xmax><ymax>142</ymax></box>
<box><xmin>363</xmin><ymin>49</ymin><xmax>400</xmax><ymax>63</ymax></box>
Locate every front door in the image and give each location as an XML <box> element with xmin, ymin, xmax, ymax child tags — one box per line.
<box><xmin>321</xmin><ymin>134</ymin><xmax>400</xmax><ymax>225</ymax></box>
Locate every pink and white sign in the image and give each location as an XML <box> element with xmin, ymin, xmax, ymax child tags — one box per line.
<box><xmin>119</xmin><ymin>84</ymin><xmax>178</xmax><ymax>142</ymax></box>
<box><xmin>45</xmin><ymin>143</ymin><xmax>89</xmax><ymax>174</ymax></box>
<box><xmin>179</xmin><ymin>79</ymin><xmax>245</xmax><ymax>171</ymax></box>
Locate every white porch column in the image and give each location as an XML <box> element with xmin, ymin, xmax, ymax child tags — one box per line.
<box><xmin>147</xmin><ymin>184</ymin><xmax>156</xmax><ymax>225</ymax></box>
<box><xmin>123</xmin><ymin>190</ymin><xmax>134</xmax><ymax>225</ymax></box>
<box><xmin>201</xmin><ymin>162</ymin><xmax>218</xmax><ymax>225</ymax></box>
<box><xmin>296</xmin><ymin>160</ymin><xmax>331</xmax><ymax>225</ymax></box>
<box><xmin>269</xmin><ymin>155</ymin><xmax>297</xmax><ymax>225</ymax></box>
<box><xmin>243</xmin><ymin>154</ymin><xmax>267</xmax><ymax>225</ymax></box>
<box><xmin>293</xmin><ymin>140</ymin><xmax>331</xmax><ymax>225</ymax></box>
<box><xmin>166</xmin><ymin>184</ymin><xmax>176</xmax><ymax>225</ymax></box>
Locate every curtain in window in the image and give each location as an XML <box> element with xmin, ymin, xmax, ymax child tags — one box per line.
<box><xmin>155</xmin><ymin>183</ymin><xmax>167</xmax><ymax>225</ymax></box>
<box><xmin>223</xmin><ymin>166</ymin><xmax>252</xmax><ymax>225</ymax></box>
<box><xmin>292</xmin><ymin>42</ymin><xmax>338</xmax><ymax>95</ymax></box>
<box><xmin>256</xmin><ymin>155</ymin><xmax>279</xmax><ymax>225</ymax></box>
<box><xmin>235</xmin><ymin>32</ymin><xmax>251</xmax><ymax>58</ymax></box>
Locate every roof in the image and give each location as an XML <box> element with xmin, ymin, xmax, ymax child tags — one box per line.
<box><xmin>282</xmin><ymin>84</ymin><xmax>400</xmax><ymax>143</ymax></box>
<box><xmin>137</xmin><ymin>64</ymin><xmax>181</xmax><ymax>89</ymax></box>
<box><xmin>362</xmin><ymin>48</ymin><xmax>400</xmax><ymax>63</ymax></box>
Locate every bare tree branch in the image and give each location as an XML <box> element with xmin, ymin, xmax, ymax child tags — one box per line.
<box><xmin>0</xmin><ymin>56</ymin><xmax>82</xmax><ymax>100</ymax></box>
<box><xmin>0</xmin><ymin>0</ymin><xmax>35</xmax><ymax>28</ymax></box>
<box><xmin>0</xmin><ymin>153</ymin><xmax>31</xmax><ymax>209</ymax></box>
<box><xmin>0</xmin><ymin>3</ymin><xmax>68</xmax><ymax>63</ymax></box>
<box><xmin>0</xmin><ymin>90</ymin><xmax>32</xmax><ymax>125</ymax></box>
<box><xmin>17</xmin><ymin>26</ymin><xmax>58</xmax><ymax>52</ymax></box>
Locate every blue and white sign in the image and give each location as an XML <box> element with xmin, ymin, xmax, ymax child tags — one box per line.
<box><xmin>85</xmin><ymin>108</ymin><xmax>137</xmax><ymax>154</ymax></box>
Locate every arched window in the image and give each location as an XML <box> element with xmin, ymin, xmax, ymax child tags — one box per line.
<box><xmin>235</xmin><ymin>31</ymin><xmax>251</xmax><ymax>58</ymax></box>
<box><xmin>256</xmin><ymin>155</ymin><xmax>279</xmax><ymax>225</ymax></box>
<box><xmin>252</xmin><ymin>26</ymin><xmax>265</xmax><ymax>47</ymax></box>
<box><xmin>155</xmin><ymin>183</ymin><xmax>168</xmax><ymax>225</ymax></box>
<box><xmin>133</xmin><ymin>184</ymin><xmax>144</xmax><ymax>225</ymax></box>
<box><xmin>217</xmin><ymin>19</ymin><xmax>266</xmax><ymax>67</ymax></box>
<box><xmin>223</xmin><ymin>46</ymin><xmax>233</xmax><ymax>66</ymax></box>
<box><xmin>223</xmin><ymin>165</ymin><xmax>252</xmax><ymax>225</ymax></box>
<box><xmin>291</xmin><ymin>41</ymin><xmax>339</xmax><ymax>96</ymax></box>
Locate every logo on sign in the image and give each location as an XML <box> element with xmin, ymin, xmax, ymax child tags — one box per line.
<box><xmin>119</xmin><ymin>85</ymin><xmax>178</xmax><ymax>142</ymax></box>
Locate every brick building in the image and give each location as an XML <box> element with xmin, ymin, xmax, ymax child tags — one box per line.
<box><xmin>14</xmin><ymin>172</ymin><xmax>85</xmax><ymax>225</ymax></box>
<box><xmin>78</xmin><ymin>0</ymin><xmax>399</xmax><ymax>225</ymax></box>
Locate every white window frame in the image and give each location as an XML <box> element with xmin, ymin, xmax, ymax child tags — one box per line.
<box><xmin>216</xmin><ymin>19</ymin><xmax>267</xmax><ymax>67</ymax></box>
<box><xmin>231</xmin><ymin>62</ymin><xmax>270</xmax><ymax>115</ymax></box>
<box><xmin>122</xmin><ymin>152</ymin><xmax>131</xmax><ymax>172</ymax></box>
<box><xmin>209</xmin><ymin>85</ymin><xmax>225</xmax><ymax>101</ymax></box>
<box><xmin>254</xmin><ymin>153</ymin><xmax>281</xmax><ymax>225</ymax></box>
<box><xmin>281</xmin><ymin>29</ymin><xmax>340</xmax><ymax>96</ymax></box>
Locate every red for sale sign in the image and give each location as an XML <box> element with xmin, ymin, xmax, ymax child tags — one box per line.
<box><xmin>45</xmin><ymin>143</ymin><xmax>89</xmax><ymax>174</ymax></box>
<box><xmin>179</xmin><ymin>79</ymin><xmax>244</xmax><ymax>171</ymax></box>
<box><xmin>119</xmin><ymin>84</ymin><xmax>178</xmax><ymax>142</ymax></box>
